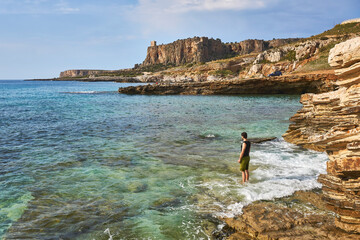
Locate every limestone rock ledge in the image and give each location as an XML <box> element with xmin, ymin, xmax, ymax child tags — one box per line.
<box><xmin>118</xmin><ymin>73</ymin><xmax>337</xmax><ymax>95</ymax></box>
<box><xmin>283</xmin><ymin>37</ymin><xmax>360</xmax><ymax>233</ymax></box>
<box><xmin>219</xmin><ymin>191</ymin><xmax>360</xmax><ymax>240</ymax></box>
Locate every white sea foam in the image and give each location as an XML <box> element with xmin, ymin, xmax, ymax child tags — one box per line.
<box><xmin>194</xmin><ymin>138</ymin><xmax>328</xmax><ymax>218</ymax></box>
<box><xmin>64</xmin><ymin>91</ymin><xmax>97</xmax><ymax>94</ymax></box>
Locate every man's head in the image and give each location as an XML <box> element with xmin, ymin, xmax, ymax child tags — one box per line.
<box><xmin>241</xmin><ymin>132</ymin><xmax>247</xmax><ymax>139</ymax></box>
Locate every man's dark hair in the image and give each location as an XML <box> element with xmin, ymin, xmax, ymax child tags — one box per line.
<box><xmin>241</xmin><ymin>132</ymin><xmax>247</xmax><ymax>139</ymax></box>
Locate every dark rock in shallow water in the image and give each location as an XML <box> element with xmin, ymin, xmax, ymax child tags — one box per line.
<box><xmin>248</xmin><ymin>137</ymin><xmax>276</xmax><ymax>143</ymax></box>
<box><xmin>151</xmin><ymin>197</ymin><xmax>181</xmax><ymax>209</ymax></box>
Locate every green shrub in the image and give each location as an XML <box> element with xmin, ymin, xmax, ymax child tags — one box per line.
<box><xmin>281</xmin><ymin>50</ymin><xmax>296</xmax><ymax>61</ymax></box>
<box><xmin>319</xmin><ymin>42</ymin><xmax>339</xmax><ymax>53</ymax></box>
<box><xmin>296</xmin><ymin>55</ymin><xmax>331</xmax><ymax>72</ymax></box>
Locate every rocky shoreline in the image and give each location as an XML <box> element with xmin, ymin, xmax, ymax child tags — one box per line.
<box><xmin>219</xmin><ymin>37</ymin><xmax>360</xmax><ymax>239</ymax></box>
<box><xmin>283</xmin><ymin>37</ymin><xmax>360</xmax><ymax>234</ymax></box>
<box><xmin>118</xmin><ymin>73</ymin><xmax>337</xmax><ymax>95</ymax></box>
<box><xmin>216</xmin><ymin>190</ymin><xmax>360</xmax><ymax>239</ymax></box>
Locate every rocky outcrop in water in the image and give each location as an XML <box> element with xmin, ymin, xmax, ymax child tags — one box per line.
<box><xmin>142</xmin><ymin>37</ymin><xmax>300</xmax><ymax>67</ymax></box>
<box><xmin>118</xmin><ymin>73</ymin><xmax>337</xmax><ymax>95</ymax></box>
<box><xmin>283</xmin><ymin>37</ymin><xmax>360</xmax><ymax>233</ymax></box>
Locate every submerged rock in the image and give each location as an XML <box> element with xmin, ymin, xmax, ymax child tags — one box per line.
<box><xmin>248</xmin><ymin>137</ymin><xmax>277</xmax><ymax>143</ymax></box>
<box><xmin>151</xmin><ymin>197</ymin><xmax>181</xmax><ymax>209</ymax></box>
<box><xmin>127</xmin><ymin>181</ymin><xmax>148</xmax><ymax>193</ymax></box>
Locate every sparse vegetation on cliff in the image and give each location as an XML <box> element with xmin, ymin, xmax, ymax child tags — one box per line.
<box><xmin>316</xmin><ymin>22</ymin><xmax>360</xmax><ymax>37</ymax></box>
<box><xmin>208</xmin><ymin>69</ymin><xmax>234</xmax><ymax>77</ymax></box>
<box><xmin>281</xmin><ymin>50</ymin><xmax>296</xmax><ymax>61</ymax></box>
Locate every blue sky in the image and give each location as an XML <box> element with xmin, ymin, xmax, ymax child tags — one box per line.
<box><xmin>0</xmin><ymin>0</ymin><xmax>359</xmax><ymax>79</ymax></box>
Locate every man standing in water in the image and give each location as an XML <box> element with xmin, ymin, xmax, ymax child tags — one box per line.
<box><xmin>238</xmin><ymin>132</ymin><xmax>251</xmax><ymax>183</ymax></box>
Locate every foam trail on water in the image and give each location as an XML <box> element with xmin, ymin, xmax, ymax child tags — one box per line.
<box><xmin>61</xmin><ymin>91</ymin><xmax>116</xmax><ymax>94</ymax></box>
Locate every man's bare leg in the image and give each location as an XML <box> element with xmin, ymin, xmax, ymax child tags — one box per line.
<box><xmin>242</xmin><ymin>171</ymin><xmax>246</xmax><ymax>183</ymax></box>
<box><xmin>245</xmin><ymin>170</ymin><xmax>249</xmax><ymax>182</ymax></box>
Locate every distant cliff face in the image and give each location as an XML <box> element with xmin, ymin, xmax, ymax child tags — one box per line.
<box><xmin>227</xmin><ymin>39</ymin><xmax>266</xmax><ymax>55</ymax></box>
<box><xmin>142</xmin><ymin>37</ymin><xmax>231</xmax><ymax>66</ymax></box>
<box><xmin>59</xmin><ymin>69</ymin><xmax>134</xmax><ymax>78</ymax></box>
<box><xmin>60</xmin><ymin>70</ymin><xmax>107</xmax><ymax>78</ymax></box>
<box><xmin>142</xmin><ymin>37</ymin><xmax>301</xmax><ymax>66</ymax></box>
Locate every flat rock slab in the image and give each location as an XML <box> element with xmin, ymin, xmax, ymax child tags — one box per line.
<box><xmin>219</xmin><ymin>190</ymin><xmax>360</xmax><ymax>239</ymax></box>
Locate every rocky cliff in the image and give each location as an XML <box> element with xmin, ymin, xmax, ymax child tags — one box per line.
<box><xmin>59</xmin><ymin>69</ymin><xmax>135</xmax><ymax>78</ymax></box>
<box><xmin>60</xmin><ymin>69</ymin><xmax>110</xmax><ymax>78</ymax></box>
<box><xmin>142</xmin><ymin>37</ymin><xmax>300</xmax><ymax>66</ymax></box>
<box><xmin>142</xmin><ymin>37</ymin><xmax>230</xmax><ymax>66</ymax></box>
<box><xmin>283</xmin><ymin>37</ymin><xmax>360</xmax><ymax>233</ymax></box>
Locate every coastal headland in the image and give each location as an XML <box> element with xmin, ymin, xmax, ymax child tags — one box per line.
<box><xmin>118</xmin><ymin>72</ymin><xmax>337</xmax><ymax>95</ymax></box>
<box><xmin>47</xmin><ymin>20</ymin><xmax>360</xmax><ymax>239</ymax></box>
<box><xmin>117</xmin><ymin>21</ymin><xmax>360</xmax><ymax>239</ymax></box>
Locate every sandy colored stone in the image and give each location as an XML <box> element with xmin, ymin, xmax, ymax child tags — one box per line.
<box><xmin>328</xmin><ymin>37</ymin><xmax>360</xmax><ymax>68</ymax></box>
<box><xmin>221</xmin><ymin>191</ymin><xmax>360</xmax><ymax>240</ymax></box>
<box><xmin>284</xmin><ymin>37</ymin><xmax>360</xmax><ymax>233</ymax></box>
<box><xmin>142</xmin><ymin>37</ymin><xmax>299</xmax><ymax>67</ymax></box>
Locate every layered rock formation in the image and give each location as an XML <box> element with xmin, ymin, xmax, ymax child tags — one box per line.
<box><xmin>283</xmin><ymin>37</ymin><xmax>360</xmax><ymax>233</ymax></box>
<box><xmin>118</xmin><ymin>73</ymin><xmax>337</xmax><ymax>95</ymax></box>
<box><xmin>142</xmin><ymin>37</ymin><xmax>300</xmax><ymax>67</ymax></box>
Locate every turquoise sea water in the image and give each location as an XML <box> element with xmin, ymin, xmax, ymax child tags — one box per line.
<box><xmin>0</xmin><ymin>80</ymin><xmax>327</xmax><ymax>239</ymax></box>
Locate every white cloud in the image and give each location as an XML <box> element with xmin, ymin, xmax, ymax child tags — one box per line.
<box><xmin>0</xmin><ymin>0</ymin><xmax>79</xmax><ymax>14</ymax></box>
<box><xmin>127</xmin><ymin>0</ymin><xmax>272</xmax><ymax>36</ymax></box>
<box><xmin>136</xmin><ymin>0</ymin><xmax>267</xmax><ymax>13</ymax></box>
<box><xmin>55</xmin><ymin>0</ymin><xmax>79</xmax><ymax>14</ymax></box>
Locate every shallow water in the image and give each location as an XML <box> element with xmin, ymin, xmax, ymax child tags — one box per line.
<box><xmin>0</xmin><ymin>80</ymin><xmax>327</xmax><ymax>239</ymax></box>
